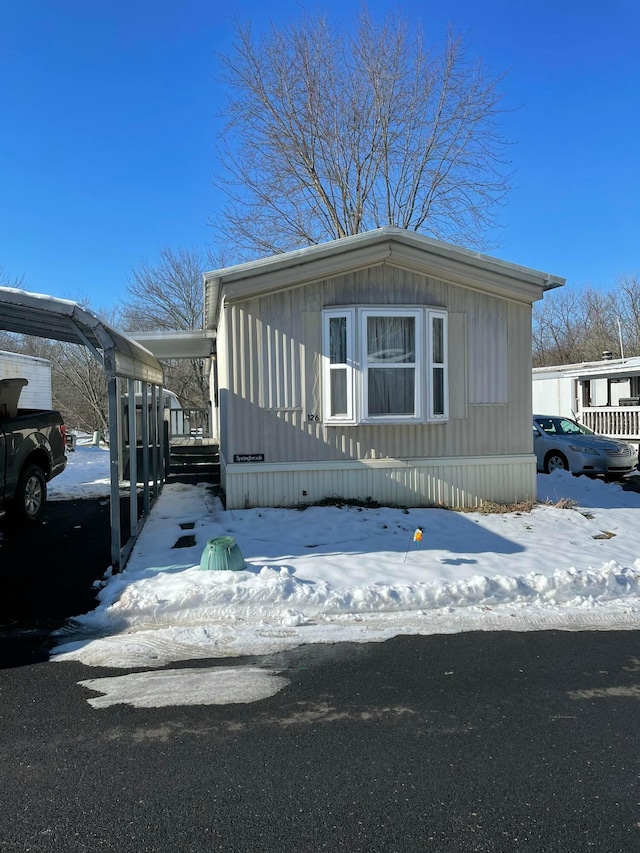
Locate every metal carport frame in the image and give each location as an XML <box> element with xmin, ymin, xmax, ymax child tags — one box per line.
<box><xmin>0</xmin><ymin>286</ymin><xmax>165</xmax><ymax>571</ymax></box>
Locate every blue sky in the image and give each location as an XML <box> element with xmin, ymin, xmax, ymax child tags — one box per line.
<box><xmin>0</xmin><ymin>0</ymin><xmax>638</xmax><ymax>309</ymax></box>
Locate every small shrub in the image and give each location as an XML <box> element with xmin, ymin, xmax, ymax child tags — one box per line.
<box><xmin>552</xmin><ymin>497</ymin><xmax>578</xmax><ymax>510</ymax></box>
<box><xmin>293</xmin><ymin>494</ymin><xmax>385</xmax><ymax>511</ymax></box>
<box><xmin>459</xmin><ymin>499</ymin><xmax>537</xmax><ymax>515</ymax></box>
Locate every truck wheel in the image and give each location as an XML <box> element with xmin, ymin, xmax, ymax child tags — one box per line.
<box><xmin>11</xmin><ymin>464</ymin><xmax>47</xmax><ymax>524</ymax></box>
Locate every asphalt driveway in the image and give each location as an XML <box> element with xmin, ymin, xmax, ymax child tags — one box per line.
<box><xmin>0</xmin><ymin>498</ymin><xmax>114</xmax><ymax>666</ymax></box>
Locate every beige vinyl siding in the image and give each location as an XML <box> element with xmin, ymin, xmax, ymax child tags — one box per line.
<box><xmin>209</xmin><ymin>356</ymin><xmax>218</xmax><ymax>441</ymax></box>
<box><xmin>468</xmin><ymin>298</ymin><xmax>507</xmax><ymax>404</ymax></box>
<box><xmin>221</xmin><ymin>263</ymin><xmax>532</xmax><ymax>466</ymax></box>
<box><xmin>508</xmin><ymin>301</ymin><xmax>534</xmax><ymax>454</ymax></box>
<box><xmin>447</xmin><ymin>312</ymin><xmax>467</xmax><ymax>420</ymax></box>
<box><xmin>216</xmin><ymin>301</ymin><xmax>230</xmax><ymax>465</ymax></box>
<box><xmin>223</xmin><ymin>454</ymin><xmax>536</xmax><ymax>510</ymax></box>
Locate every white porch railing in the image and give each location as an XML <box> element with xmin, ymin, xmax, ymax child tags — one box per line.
<box><xmin>168</xmin><ymin>407</ymin><xmax>211</xmax><ymax>440</ymax></box>
<box><xmin>581</xmin><ymin>406</ymin><xmax>640</xmax><ymax>441</ymax></box>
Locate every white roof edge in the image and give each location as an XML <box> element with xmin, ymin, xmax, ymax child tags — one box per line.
<box><xmin>203</xmin><ymin>228</ymin><xmax>565</xmax><ymax>291</ymax></box>
<box><xmin>0</xmin><ymin>349</ymin><xmax>52</xmax><ymax>365</ymax></box>
<box><xmin>130</xmin><ymin>328</ymin><xmax>216</xmax><ymax>359</ymax></box>
<box><xmin>132</xmin><ymin>329</ymin><xmax>216</xmax><ymax>341</ymax></box>
<box><xmin>533</xmin><ymin>356</ymin><xmax>640</xmax><ymax>379</ymax></box>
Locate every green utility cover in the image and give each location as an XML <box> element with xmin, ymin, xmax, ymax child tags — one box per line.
<box><xmin>200</xmin><ymin>536</ymin><xmax>247</xmax><ymax>571</ymax></box>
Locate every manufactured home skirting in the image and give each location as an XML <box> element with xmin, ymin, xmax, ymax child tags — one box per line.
<box><xmin>220</xmin><ymin>453</ymin><xmax>537</xmax><ymax>510</ymax></box>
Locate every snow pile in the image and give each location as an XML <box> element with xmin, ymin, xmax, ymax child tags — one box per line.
<box><xmin>51</xmin><ymin>451</ymin><xmax>640</xmax><ymax>670</ymax></box>
<box><xmin>48</xmin><ymin>443</ymin><xmax>111</xmax><ymax>500</ymax></box>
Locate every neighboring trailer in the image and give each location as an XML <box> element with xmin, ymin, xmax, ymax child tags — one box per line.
<box><xmin>205</xmin><ymin>228</ymin><xmax>564</xmax><ymax>510</ymax></box>
<box><xmin>533</xmin><ymin>356</ymin><xmax>640</xmax><ymax>448</ymax></box>
<box><xmin>0</xmin><ymin>350</ymin><xmax>52</xmax><ymax>409</ymax></box>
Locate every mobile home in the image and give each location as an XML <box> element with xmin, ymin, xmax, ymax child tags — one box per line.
<box><xmin>533</xmin><ymin>356</ymin><xmax>640</xmax><ymax>448</ymax></box>
<box><xmin>205</xmin><ymin>227</ymin><xmax>564</xmax><ymax>510</ymax></box>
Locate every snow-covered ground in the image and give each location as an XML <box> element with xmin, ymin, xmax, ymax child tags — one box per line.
<box><xmin>51</xmin><ymin>444</ymin><xmax>640</xmax><ymax>696</ymax></box>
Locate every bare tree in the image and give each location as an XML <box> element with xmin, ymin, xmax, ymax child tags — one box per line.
<box><xmin>121</xmin><ymin>246</ymin><xmax>205</xmax><ymax>332</ymax></box>
<box><xmin>0</xmin><ymin>267</ymin><xmax>24</xmax><ymax>289</ymax></box>
<box><xmin>215</xmin><ymin>8</ymin><xmax>512</xmax><ymax>257</ymax></box>
<box><xmin>120</xmin><ymin>247</ymin><xmax>210</xmax><ymax>408</ymax></box>
<box><xmin>38</xmin><ymin>297</ymin><xmax>116</xmax><ymax>433</ymax></box>
<box><xmin>533</xmin><ymin>280</ymin><xmax>640</xmax><ymax>367</ymax></box>
<box><xmin>607</xmin><ymin>275</ymin><xmax>640</xmax><ymax>356</ymax></box>
<box><xmin>48</xmin><ymin>340</ymin><xmax>110</xmax><ymax>434</ymax></box>
<box><xmin>0</xmin><ymin>330</ymin><xmax>110</xmax><ymax>433</ymax></box>
<box><xmin>0</xmin><ymin>330</ymin><xmax>19</xmax><ymax>351</ymax></box>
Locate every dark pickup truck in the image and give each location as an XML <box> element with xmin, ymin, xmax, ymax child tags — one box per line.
<box><xmin>0</xmin><ymin>378</ymin><xmax>67</xmax><ymax>523</ymax></box>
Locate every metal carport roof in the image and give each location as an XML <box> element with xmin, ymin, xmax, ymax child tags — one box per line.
<box><xmin>0</xmin><ymin>286</ymin><xmax>163</xmax><ymax>384</ymax></box>
<box><xmin>0</xmin><ymin>286</ymin><xmax>166</xmax><ymax>570</ymax></box>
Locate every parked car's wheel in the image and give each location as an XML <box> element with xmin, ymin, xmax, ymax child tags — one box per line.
<box><xmin>544</xmin><ymin>451</ymin><xmax>569</xmax><ymax>474</ymax></box>
<box><xmin>10</xmin><ymin>464</ymin><xmax>47</xmax><ymax>524</ymax></box>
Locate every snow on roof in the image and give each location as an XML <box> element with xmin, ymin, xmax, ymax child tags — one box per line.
<box><xmin>0</xmin><ymin>286</ymin><xmax>163</xmax><ymax>383</ymax></box>
<box><xmin>533</xmin><ymin>356</ymin><xmax>640</xmax><ymax>380</ymax></box>
<box><xmin>204</xmin><ymin>228</ymin><xmax>565</xmax><ymax>329</ymax></box>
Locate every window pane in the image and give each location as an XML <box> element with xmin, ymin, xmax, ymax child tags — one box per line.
<box><xmin>329</xmin><ymin>316</ymin><xmax>347</xmax><ymax>364</ymax></box>
<box><xmin>432</xmin><ymin>317</ymin><xmax>444</xmax><ymax>364</ymax></box>
<box><xmin>432</xmin><ymin>367</ymin><xmax>444</xmax><ymax>415</ymax></box>
<box><xmin>368</xmin><ymin>368</ymin><xmax>415</xmax><ymax>415</ymax></box>
<box><xmin>330</xmin><ymin>369</ymin><xmax>348</xmax><ymax>416</ymax></box>
<box><xmin>367</xmin><ymin>316</ymin><xmax>415</xmax><ymax>363</ymax></box>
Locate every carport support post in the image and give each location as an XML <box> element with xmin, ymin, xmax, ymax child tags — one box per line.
<box><xmin>107</xmin><ymin>374</ymin><xmax>122</xmax><ymax>571</ymax></box>
<box><xmin>150</xmin><ymin>384</ymin><xmax>159</xmax><ymax>502</ymax></box>
<box><xmin>127</xmin><ymin>378</ymin><xmax>138</xmax><ymax>539</ymax></box>
<box><xmin>158</xmin><ymin>384</ymin><xmax>165</xmax><ymax>484</ymax></box>
<box><xmin>141</xmin><ymin>381</ymin><xmax>150</xmax><ymax>516</ymax></box>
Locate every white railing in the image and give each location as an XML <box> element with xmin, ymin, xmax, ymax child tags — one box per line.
<box><xmin>581</xmin><ymin>406</ymin><xmax>640</xmax><ymax>441</ymax></box>
<box><xmin>168</xmin><ymin>407</ymin><xmax>211</xmax><ymax>439</ymax></box>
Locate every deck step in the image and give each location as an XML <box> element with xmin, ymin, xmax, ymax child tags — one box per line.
<box><xmin>170</xmin><ymin>462</ymin><xmax>220</xmax><ymax>476</ymax></box>
<box><xmin>169</xmin><ymin>445</ymin><xmax>219</xmax><ymax>477</ymax></box>
<box><xmin>169</xmin><ymin>445</ymin><xmax>219</xmax><ymax>456</ymax></box>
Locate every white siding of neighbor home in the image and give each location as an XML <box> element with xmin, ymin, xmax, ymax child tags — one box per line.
<box><xmin>0</xmin><ymin>351</ymin><xmax>52</xmax><ymax>409</ymax></box>
<box><xmin>592</xmin><ymin>378</ymin><xmax>609</xmax><ymax>407</ymax></box>
<box><xmin>610</xmin><ymin>379</ymin><xmax>631</xmax><ymax>405</ymax></box>
<box><xmin>532</xmin><ymin>375</ymin><xmax>575</xmax><ymax>417</ymax></box>
<box><xmin>218</xmin><ymin>263</ymin><xmax>533</xmax><ymax>473</ymax></box>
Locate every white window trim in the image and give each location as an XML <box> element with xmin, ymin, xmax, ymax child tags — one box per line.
<box><xmin>322</xmin><ymin>308</ymin><xmax>356</xmax><ymax>424</ymax></box>
<box><xmin>360</xmin><ymin>307</ymin><xmax>423</xmax><ymax>424</ymax></box>
<box><xmin>427</xmin><ymin>309</ymin><xmax>449</xmax><ymax>421</ymax></box>
<box><xmin>321</xmin><ymin>306</ymin><xmax>449</xmax><ymax>426</ymax></box>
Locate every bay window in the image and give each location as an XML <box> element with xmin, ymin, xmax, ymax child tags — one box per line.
<box><xmin>362</xmin><ymin>309</ymin><xmax>421</xmax><ymax>420</ymax></box>
<box><xmin>322</xmin><ymin>306</ymin><xmax>448</xmax><ymax>424</ymax></box>
<box><xmin>428</xmin><ymin>310</ymin><xmax>448</xmax><ymax>419</ymax></box>
<box><xmin>322</xmin><ymin>308</ymin><xmax>355</xmax><ymax>422</ymax></box>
